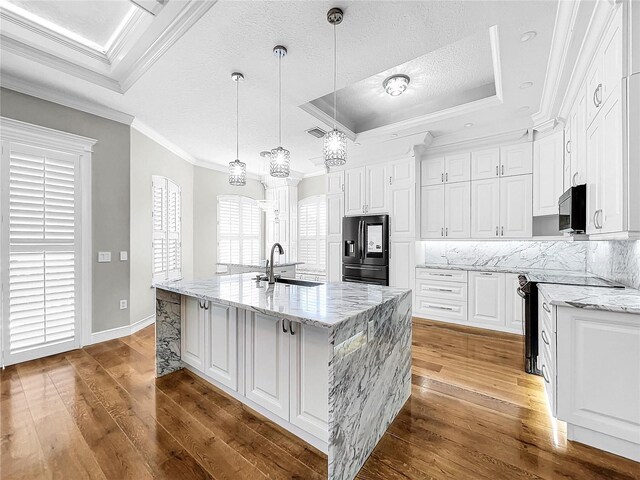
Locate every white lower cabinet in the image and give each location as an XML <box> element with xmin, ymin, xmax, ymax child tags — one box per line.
<box><xmin>505</xmin><ymin>273</ymin><xmax>525</xmax><ymax>333</ymax></box>
<box><xmin>468</xmin><ymin>272</ymin><xmax>506</xmax><ymax>328</ymax></box>
<box><xmin>182</xmin><ymin>297</ymin><xmax>205</xmax><ymax>370</ymax></box>
<box><xmin>205</xmin><ymin>303</ymin><xmax>238</xmax><ymax>391</ymax></box>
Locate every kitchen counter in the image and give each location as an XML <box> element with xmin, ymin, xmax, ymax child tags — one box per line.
<box><xmin>537</xmin><ymin>283</ymin><xmax>640</xmax><ymax>315</ymax></box>
<box><xmin>416</xmin><ymin>263</ymin><xmax>590</xmax><ymax>277</ymax></box>
<box><xmin>217</xmin><ymin>261</ymin><xmax>304</xmax><ymax>269</ymax></box>
<box><xmin>155</xmin><ymin>274</ymin><xmax>412</xmax><ymax>480</ymax></box>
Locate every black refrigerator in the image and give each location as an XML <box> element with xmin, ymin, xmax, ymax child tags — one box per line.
<box><xmin>342</xmin><ymin>214</ymin><xmax>389</xmax><ymax>286</ymax></box>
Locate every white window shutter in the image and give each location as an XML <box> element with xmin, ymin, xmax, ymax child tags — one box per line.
<box><xmin>167</xmin><ymin>180</ymin><xmax>181</xmax><ymax>280</ymax></box>
<box><xmin>152</xmin><ymin>176</ymin><xmax>167</xmax><ymax>282</ymax></box>
<box><xmin>297</xmin><ymin>195</ymin><xmax>326</xmax><ymax>272</ymax></box>
<box><xmin>217</xmin><ymin>195</ymin><xmax>261</xmax><ymax>266</ymax></box>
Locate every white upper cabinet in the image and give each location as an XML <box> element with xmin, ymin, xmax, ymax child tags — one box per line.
<box><xmin>471</xmin><ymin>148</ymin><xmax>500</xmax><ymax>180</ymax></box>
<box><xmin>500</xmin><ymin>175</ymin><xmax>533</xmax><ymax>238</ymax></box>
<box><xmin>326</xmin><ymin>192</ymin><xmax>343</xmax><ymax>238</ymax></box>
<box><xmin>444</xmin><ymin>182</ymin><xmax>470</xmax><ymax>238</ymax></box>
<box><xmin>344</xmin><ymin>167</ymin><xmax>366</xmax><ymax>216</ymax></box>
<box><xmin>389</xmin><ymin>158</ymin><xmax>415</xmax><ymax>239</ymax></box>
<box><xmin>444</xmin><ymin>152</ymin><xmax>471</xmax><ymax>183</ymax></box>
<box><xmin>366</xmin><ymin>163</ymin><xmax>388</xmax><ymax>214</ymax></box>
<box><xmin>471</xmin><ymin>178</ymin><xmax>500</xmax><ymax>238</ymax></box>
<box><xmin>568</xmin><ymin>87</ymin><xmax>588</xmax><ymax>187</ymax></box>
<box><xmin>421</xmin><ymin>156</ymin><xmax>445</xmax><ymax>186</ymax></box>
<box><xmin>500</xmin><ymin>143</ymin><xmax>533</xmax><ymax>177</ymax></box>
<box><xmin>420</xmin><ymin>185</ymin><xmax>445</xmax><ymax>238</ymax></box>
<box><xmin>533</xmin><ymin>130</ymin><xmax>565</xmax><ymax>216</ymax></box>
<box><xmin>326</xmin><ymin>171</ymin><xmax>344</xmax><ymax>195</ymax></box>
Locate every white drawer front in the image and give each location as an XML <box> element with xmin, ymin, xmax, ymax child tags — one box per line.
<box><xmin>415</xmin><ymin>279</ymin><xmax>467</xmax><ymax>301</ymax></box>
<box><xmin>415</xmin><ymin>297</ymin><xmax>468</xmax><ymax>323</ymax></box>
<box><xmin>416</xmin><ymin>268</ymin><xmax>468</xmax><ymax>283</ymax></box>
<box><xmin>540</xmin><ymin>344</ymin><xmax>556</xmax><ymax>417</ymax></box>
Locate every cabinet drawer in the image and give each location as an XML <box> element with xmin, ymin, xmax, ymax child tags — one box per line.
<box><xmin>415</xmin><ymin>297</ymin><xmax>468</xmax><ymax>323</ymax></box>
<box><xmin>416</xmin><ymin>268</ymin><xmax>467</xmax><ymax>283</ymax></box>
<box><xmin>538</xmin><ymin>291</ymin><xmax>556</xmax><ymax>332</ymax></box>
<box><xmin>415</xmin><ymin>279</ymin><xmax>467</xmax><ymax>301</ymax></box>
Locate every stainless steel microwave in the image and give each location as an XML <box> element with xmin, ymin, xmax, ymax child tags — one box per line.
<box><xmin>559</xmin><ymin>184</ymin><xmax>586</xmax><ymax>233</ymax></box>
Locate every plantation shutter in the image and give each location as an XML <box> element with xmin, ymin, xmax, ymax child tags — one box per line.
<box><xmin>217</xmin><ymin>195</ymin><xmax>261</xmax><ymax>266</ymax></box>
<box><xmin>152</xmin><ymin>176</ymin><xmax>181</xmax><ymax>282</ymax></box>
<box><xmin>167</xmin><ymin>180</ymin><xmax>181</xmax><ymax>280</ymax></box>
<box><xmin>298</xmin><ymin>195</ymin><xmax>326</xmax><ymax>271</ymax></box>
<box><xmin>4</xmin><ymin>142</ymin><xmax>80</xmax><ymax>364</ymax></box>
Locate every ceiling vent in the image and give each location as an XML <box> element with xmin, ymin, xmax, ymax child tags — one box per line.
<box><xmin>306</xmin><ymin>127</ymin><xmax>327</xmax><ymax>138</ymax></box>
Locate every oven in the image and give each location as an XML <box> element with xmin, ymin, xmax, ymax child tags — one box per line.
<box><xmin>518</xmin><ymin>275</ymin><xmax>540</xmax><ymax>375</ymax></box>
<box><xmin>558</xmin><ymin>184</ymin><xmax>586</xmax><ymax>233</ymax></box>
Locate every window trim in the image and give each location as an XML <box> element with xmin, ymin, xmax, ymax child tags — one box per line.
<box><xmin>152</xmin><ymin>175</ymin><xmax>182</xmax><ymax>283</ymax></box>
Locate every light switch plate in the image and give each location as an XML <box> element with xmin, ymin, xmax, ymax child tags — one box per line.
<box><xmin>98</xmin><ymin>252</ymin><xmax>111</xmax><ymax>263</ymax></box>
<box><xmin>120</xmin><ymin>251</ymin><xmax>128</xmax><ymax>261</ymax></box>
<box><xmin>120</xmin><ymin>300</ymin><xmax>127</xmax><ymax>310</ymax></box>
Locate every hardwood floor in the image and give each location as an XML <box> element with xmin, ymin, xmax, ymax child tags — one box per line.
<box><xmin>2</xmin><ymin>319</ymin><xmax>639</xmax><ymax>479</ymax></box>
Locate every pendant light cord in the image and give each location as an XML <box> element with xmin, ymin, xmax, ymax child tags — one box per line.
<box><xmin>333</xmin><ymin>23</ymin><xmax>337</xmax><ymax>128</ymax></box>
<box><xmin>278</xmin><ymin>53</ymin><xmax>282</xmax><ymax>146</ymax></box>
<box><xmin>235</xmin><ymin>79</ymin><xmax>239</xmax><ymax>160</ymax></box>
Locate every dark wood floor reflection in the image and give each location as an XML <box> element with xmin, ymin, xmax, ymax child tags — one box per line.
<box><xmin>2</xmin><ymin>319</ymin><xmax>639</xmax><ymax>479</ymax></box>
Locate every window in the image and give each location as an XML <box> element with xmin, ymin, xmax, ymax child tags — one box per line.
<box><xmin>152</xmin><ymin>176</ymin><xmax>181</xmax><ymax>282</ymax></box>
<box><xmin>298</xmin><ymin>195</ymin><xmax>326</xmax><ymax>271</ymax></box>
<box><xmin>217</xmin><ymin>195</ymin><xmax>261</xmax><ymax>266</ymax></box>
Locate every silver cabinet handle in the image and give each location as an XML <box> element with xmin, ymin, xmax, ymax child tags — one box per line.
<box><xmin>501</xmin><ymin>165</ymin><xmax>504</xmax><ymax>176</ymax></box>
<box><xmin>542</xmin><ymin>329</ymin><xmax>550</xmax><ymax>346</ymax></box>
<box><xmin>426</xmin><ymin>304</ymin><xmax>455</xmax><ymax>311</ymax></box>
<box><xmin>425</xmin><ymin>287</ymin><xmax>455</xmax><ymax>293</ymax></box>
<box><xmin>282</xmin><ymin>318</ymin><xmax>288</xmax><ymax>333</ymax></box>
<box><xmin>446</xmin><ymin>172</ymin><xmax>448</xmax><ymax>182</ymax></box>
<box><xmin>593</xmin><ymin>83</ymin><xmax>602</xmax><ymax>107</ymax></box>
<box><xmin>501</xmin><ymin>226</ymin><xmax>504</xmax><ymax>236</ymax></box>
<box><xmin>566</xmin><ymin>140</ymin><xmax>571</xmax><ymax>154</ymax></box>
<box><xmin>198</xmin><ymin>300</ymin><xmax>209</xmax><ymax>310</ymax></box>
<box><xmin>495</xmin><ymin>165</ymin><xmax>499</xmax><ymax>176</ymax></box>
<box><xmin>441</xmin><ymin>173</ymin><xmax>444</xmax><ymax>183</ymax></box>
<box><xmin>594</xmin><ymin>209</ymin><xmax>603</xmax><ymax>229</ymax></box>
<box><xmin>290</xmin><ymin>321</ymin><xmax>295</xmax><ymax>335</ymax></box>
<box><xmin>431</xmin><ymin>273</ymin><xmax>453</xmax><ymax>277</ymax></box>
<box><xmin>198</xmin><ymin>300</ymin><xmax>204</xmax><ymax>309</ymax></box>
<box><xmin>389</xmin><ymin>176</ymin><xmax>392</xmax><ymax>185</ymax></box>
<box><xmin>445</xmin><ymin>227</ymin><xmax>448</xmax><ymax>236</ymax></box>
<box><xmin>542</xmin><ymin>364</ymin><xmax>550</xmax><ymax>384</ymax></box>
<box><xmin>479</xmin><ymin>272</ymin><xmax>493</xmax><ymax>276</ymax></box>
<box><xmin>495</xmin><ymin>226</ymin><xmax>499</xmax><ymax>236</ymax></box>
<box><xmin>593</xmin><ymin>210</ymin><xmax>598</xmax><ymax>229</ymax></box>
<box><xmin>204</xmin><ymin>301</ymin><xmax>209</xmax><ymax>310</ymax></box>
<box><xmin>543</xmin><ymin>302</ymin><xmax>551</xmax><ymax>313</ymax></box>
<box><xmin>572</xmin><ymin>172</ymin><xmax>578</xmax><ymax>187</ymax></box>
<box><xmin>441</xmin><ymin>227</ymin><xmax>444</xmax><ymax>237</ymax></box>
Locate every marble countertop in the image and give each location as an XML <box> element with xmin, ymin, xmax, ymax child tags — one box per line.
<box><xmin>155</xmin><ymin>273</ymin><xmax>411</xmax><ymax>328</ymax></box>
<box><xmin>538</xmin><ymin>284</ymin><xmax>640</xmax><ymax>315</ymax></box>
<box><xmin>416</xmin><ymin>263</ymin><xmax>589</xmax><ymax>277</ymax></box>
<box><xmin>217</xmin><ymin>261</ymin><xmax>303</xmax><ymax>268</ymax></box>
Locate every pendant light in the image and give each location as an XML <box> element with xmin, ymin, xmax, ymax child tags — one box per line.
<box><xmin>270</xmin><ymin>45</ymin><xmax>290</xmax><ymax>178</ymax></box>
<box><xmin>323</xmin><ymin>7</ymin><xmax>346</xmax><ymax>168</ymax></box>
<box><xmin>229</xmin><ymin>72</ymin><xmax>246</xmax><ymax>186</ymax></box>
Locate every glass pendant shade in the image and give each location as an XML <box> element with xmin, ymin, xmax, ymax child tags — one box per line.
<box><xmin>269</xmin><ymin>146</ymin><xmax>290</xmax><ymax>177</ymax></box>
<box><xmin>228</xmin><ymin>159</ymin><xmax>246</xmax><ymax>186</ymax></box>
<box><xmin>323</xmin><ymin>128</ymin><xmax>347</xmax><ymax>167</ymax></box>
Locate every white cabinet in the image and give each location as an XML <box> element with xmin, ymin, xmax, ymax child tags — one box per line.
<box><xmin>444</xmin><ymin>182</ymin><xmax>470</xmax><ymax>238</ymax></box>
<box><xmin>390</xmin><ymin>240</ymin><xmax>414</xmax><ymax>289</ymax></box>
<box><xmin>326</xmin><ymin>171</ymin><xmax>344</xmax><ymax>195</ymax></box>
<box><xmin>327</xmin><ymin>241</ymin><xmax>341</xmax><ymax>282</ymax></box>
<box><xmin>344</xmin><ymin>164</ymin><xmax>388</xmax><ymax>215</ymax></box>
<box><xmin>471</xmin><ymin>178</ymin><xmax>500</xmax><ymax>238</ymax></box>
<box><xmin>445</xmin><ymin>153</ymin><xmax>471</xmax><ymax>183</ymax></box>
<box><xmin>245</xmin><ymin>312</ymin><xmax>290</xmax><ymax>419</ymax></box>
<box><xmin>326</xmin><ymin>192</ymin><xmax>343</xmax><ymax>238</ymax></box>
<box><xmin>421</xmin><ymin>156</ymin><xmax>445</xmax><ymax>186</ymax></box>
<box><xmin>182</xmin><ymin>297</ymin><xmax>205</xmax><ymax>369</ymax></box>
<box><xmin>420</xmin><ymin>185</ymin><xmax>445</xmax><ymax>238</ymax></box>
<box><xmin>533</xmin><ymin>130</ymin><xmax>564</xmax><ymax>216</ymax></box>
<box><xmin>500</xmin><ymin>143</ymin><xmax>533</xmax><ymax>177</ymax></box>
<box><xmin>289</xmin><ymin>321</ymin><xmax>329</xmax><ymax>441</ymax></box>
<box><xmin>500</xmin><ymin>175</ymin><xmax>533</xmax><ymax>238</ymax></box>
<box><xmin>505</xmin><ymin>274</ymin><xmax>524</xmax><ymax>333</ymax></box>
<box><xmin>389</xmin><ymin>158</ymin><xmax>415</xmax><ymax>238</ymax></box>
<box><xmin>568</xmin><ymin>87</ymin><xmax>588</xmax><ymax>187</ymax></box>
<box><xmin>414</xmin><ymin>268</ymin><xmax>468</xmax><ymax>324</ymax></box>
<box><xmin>468</xmin><ymin>272</ymin><xmax>506</xmax><ymax>328</ymax></box>
<box><xmin>538</xmin><ymin>290</ymin><xmax>557</xmax><ymax>416</ymax></box>
<box><xmin>556</xmin><ymin>306</ymin><xmax>640</xmax><ymax>462</ymax></box>
<box><xmin>205</xmin><ymin>303</ymin><xmax>238</xmax><ymax>391</ymax></box>
<box><xmin>471</xmin><ymin>148</ymin><xmax>500</xmax><ymax>180</ymax></box>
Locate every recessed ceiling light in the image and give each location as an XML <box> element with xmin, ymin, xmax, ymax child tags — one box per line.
<box><xmin>390</xmin><ymin>134</ymin><xmax>398</xmax><ymax>138</ymax></box>
<box><xmin>383</xmin><ymin>74</ymin><xmax>410</xmax><ymax>96</ymax></box>
<box><xmin>354</xmin><ymin>142</ymin><xmax>361</xmax><ymax>146</ymax></box>
<box><xmin>517</xmin><ymin>106</ymin><xmax>530</xmax><ymax>113</ymax></box>
<box><xmin>464</xmin><ymin>123</ymin><xmax>474</xmax><ymax>128</ymax></box>
<box><xmin>520</xmin><ymin>31</ymin><xmax>537</xmax><ymax>42</ymax></box>
<box><xmin>520</xmin><ymin>81</ymin><xmax>534</xmax><ymax>89</ymax></box>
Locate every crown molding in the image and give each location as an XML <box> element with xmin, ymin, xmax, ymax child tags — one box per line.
<box><xmin>0</xmin><ymin>74</ymin><xmax>134</xmax><ymax>124</ymax></box>
<box><xmin>489</xmin><ymin>25</ymin><xmax>504</xmax><ymax>102</ymax></box>
<box><xmin>1</xmin><ymin>116</ymin><xmax>97</xmax><ymax>153</ymax></box>
<box><xmin>421</xmin><ymin>127</ymin><xmax>530</xmax><ymax>157</ymax></box>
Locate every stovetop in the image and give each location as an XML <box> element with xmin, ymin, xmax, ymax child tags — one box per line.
<box><xmin>520</xmin><ymin>272</ymin><xmax>625</xmax><ymax>288</ymax></box>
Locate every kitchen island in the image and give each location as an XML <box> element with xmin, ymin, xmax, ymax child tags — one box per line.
<box><xmin>155</xmin><ymin>273</ymin><xmax>412</xmax><ymax>480</ymax></box>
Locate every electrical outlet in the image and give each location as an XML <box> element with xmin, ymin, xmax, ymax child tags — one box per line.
<box><xmin>120</xmin><ymin>251</ymin><xmax>128</xmax><ymax>261</ymax></box>
<box><xmin>98</xmin><ymin>251</ymin><xmax>111</xmax><ymax>263</ymax></box>
<box><xmin>120</xmin><ymin>300</ymin><xmax>127</xmax><ymax>310</ymax></box>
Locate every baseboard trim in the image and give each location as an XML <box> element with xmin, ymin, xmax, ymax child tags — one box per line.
<box><xmin>90</xmin><ymin>314</ymin><xmax>155</xmax><ymax>345</ymax></box>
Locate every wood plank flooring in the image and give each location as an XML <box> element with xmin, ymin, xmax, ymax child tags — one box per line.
<box><xmin>2</xmin><ymin>319</ymin><xmax>639</xmax><ymax>479</ymax></box>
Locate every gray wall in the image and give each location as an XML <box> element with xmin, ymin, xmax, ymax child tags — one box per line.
<box><xmin>193</xmin><ymin>166</ymin><xmax>264</xmax><ymax>278</ymax></box>
<box><xmin>0</xmin><ymin>88</ymin><xmax>131</xmax><ymax>333</ymax></box>
<box><xmin>130</xmin><ymin>128</ymin><xmax>194</xmax><ymax>325</ymax></box>
<box><xmin>298</xmin><ymin>175</ymin><xmax>325</xmax><ymax>201</ymax></box>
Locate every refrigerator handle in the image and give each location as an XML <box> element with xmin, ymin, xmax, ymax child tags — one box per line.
<box><xmin>359</xmin><ymin>220</ymin><xmax>364</xmax><ymax>261</ymax></box>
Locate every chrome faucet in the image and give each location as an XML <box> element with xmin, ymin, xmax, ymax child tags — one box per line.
<box><xmin>268</xmin><ymin>243</ymin><xmax>285</xmax><ymax>284</ymax></box>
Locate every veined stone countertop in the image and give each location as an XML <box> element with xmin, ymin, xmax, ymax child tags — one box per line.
<box><xmin>416</xmin><ymin>263</ymin><xmax>590</xmax><ymax>277</ymax></box>
<box><xmin>537</xmin><ymin>284</ymin><xmax>640</xmax><ymax>315</ymax></box>
<box><xmin>217</xmin><ymin>261</ymin><xmax>304</xmax><ymax>268</ymax></box>
<box><xmin>155</xmin><ymin>273</ymin><xmax>410</xmax><ymax>328</ymax></box>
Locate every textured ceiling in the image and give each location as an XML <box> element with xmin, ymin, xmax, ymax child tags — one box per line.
<box><xmin>0</xmin><ymin>1</ymin><xmax>559</xmax><ymax>174</ymax></box>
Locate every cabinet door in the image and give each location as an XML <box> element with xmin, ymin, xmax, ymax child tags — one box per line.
<box><xmin>326</xmin><ymin>171</ymin><xmax>344</xmax><ymax>195</ymax></box>
<box><xmin>289</xmin><ymin>322</ymin><xmax>329</xmax><ymax>441</ymax></box>
<box><xmin>471</xmin><ymin>148</ymin><xmax>500</xmax><ymax>180</ymax></box>
<box><xmin>586</xmin><ymin>57</ymin><xmax>602</xmax><ymax>127</ymax></box>
<box><xmin>365</xmin><ymin>163</ymin><xmax>388</xmax><ymax>214</ymax></box>
<box><xmin>601</xmin><ymin>8</ymin><xmax>622</xmax><ymax>105</ymax></box>
<box><xmin>444</xmin><ymin>182</ymin><xmax>470</xmax><ymax>238</ymax></box>
<box><xmin>563</xmin><ymin>121</ymin><xmax>572</xmax><ymax>192</ymax></box>
<box><xmin>570</xmin><ymin>89</ymin><xmax>588</xmax><ymax>186</ymax></box>
<box><xmin>390</xmin><ymin>240</ymin><xmax>414</xmax><ymax>289</ymax></box>
<box><xmin>600</xmin><ymin>90</ymin><xmax>624</xmax><ymax>234</ymax></box>
<box><xmin>444</xmin><ymin>152</ymin><xmax>470</xmax><ymax>183</ymax></box>
<box><xmin>500</xmin><ymin>143</ymin><xmax>533</xmax><ymax>177</ymax></box>
<box><xmin>182</xmin><ymin>297</ymin><xmax>204</xmax><ymax>369</ymax></box>
<box><xmin>505</xmin><ymin>274</ymin><xmax>524</xmax><ymax>333</ymax></box>
<box><xmin>533</xmin><ymin>131</ymin><xmax>564</xmax><ymax>216</ymax></box>
<box><xmin>500</xmin><ymin>175</ymin><xmax>532</xmax><ymax>238</ymax></box>
<box><xmin>420</xmin><ymin>185</ymin><xmax>445</xmax><ymax>239</ymax></box>
<box><xmin>344</xmin><ymin>167</ymin><xmax>366</xmax><ymax>216</ymax></box>
<box><xmin>586</xmin><ymin>112</ymin><xmax>602</xmax><ymax>234</ymax></box>
<box><xmin>471</xmin><ymin>179</ymin><xmax>500</xmax><ymax>238</ymax></box>
<box><xmin>327</xmin><ymin>241</ymin><xmax>341</xmax><ymax>282</ymax></box>
<box><xmin>326</xmin><ymin>193</ymin><xmax>343</xmax><ymax>238</ymax></box>
<box><xmin>468</xmin><ymin>272</ymin><xmax>506</xmax><ymax>327</ymax></box>
<box><xmin>205</xmin><ymin>303</ymin><xmax>238</xmax><ymax>390</ymax></box>
<box><xmin>421</xmin><ymin>156</ymin><xmax>445</xmax><ymax>186</ymax></box>
<box><xmin>245</xmin><ymin>313</ymin><xmax>290</xmax><ymax>419</ymax></box>
<box><xmin>389</xmin><ymin>175</ymin><xmax>415</xmax><ymax>239</ymax></box>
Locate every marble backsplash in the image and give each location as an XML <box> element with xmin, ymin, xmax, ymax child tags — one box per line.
<box><xmin>419</xmin><ymin>240</ymin><xmax>587</xmax><ymax>272</ymax></box>
<box><xmin>586</xmin><ymin>240</ymin><xmax>640</xmax><ymax>290</ymax></box>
